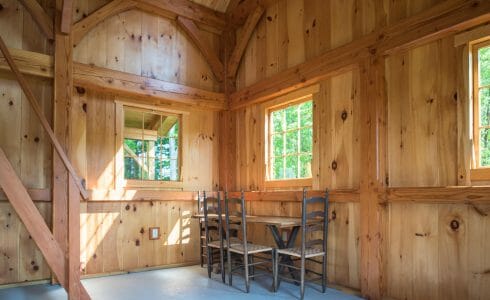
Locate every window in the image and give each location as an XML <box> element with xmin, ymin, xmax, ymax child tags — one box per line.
<box><xmin>123</xmin><ymin>107</ymin><xmax>181</xmax><ymax>182</ymax></box>
<box><xmin>267</xmin><ymin>100</ymin><xmax>313</xmax><ymax>181</ymax></box>
<box><xmin>473</xmin><ymin>41</ymin><xmax>490</xmax><ymax>169</ymax></box>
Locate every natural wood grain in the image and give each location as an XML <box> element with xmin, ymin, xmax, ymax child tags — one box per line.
<box><xmin>385</xmin><ymin>186</ymin><xmax>490</xmax><ymax>204</ymax></box>
<box><xmin>0</xmin><ymin>188</ymin><xmax>51</xmax><ymax>201</ymax></box>
<box><xmin>0</xmin><ymin>48</ymin><xmax>53</xmax><ymax>78</ymax></box>
<box><xmin>359</xmin><ymin>56</ymin><xmax>387</xmax><ymax>299</ymax></box>
<box><xmin>230</xmin><ymin>0</ymin><xmax>490</xmax><ymax>109</ymax></box>
<box><xmin>73</xmin><ymin>63</ymin><xmax>226</xmax><ymax>110</ymax></box>
<box><xmin>0</xmin><ymin>36</ymin><xmax>88</xmax><ymax>200</ymax></box>
<box><xmin>0</xmin><ymin>147</ymin><xmax>66</xmax><ymax>288</ymax></box>
<box><xmin>72</xmin><ymin>0</ymin><xmax>227</xmax><ymax>47</ymax></box>
<box><xmin>176</xmin><ymin>16</ymin><xmax>224</xmax><ymax>82</ymax></box>
<box><xmin>61</xmin><ymin>0</ymin><xmax>74</xmax><ymax>34</ymax></box>
<box><xmin>227</xmin><ymin>5</ymin><xmax>264</xmax><ymax>78</ymax></box>
<box><xmin>18</xmin><ymin>0</ymin><xmax>54</xmax><ymax>40</ymax></box>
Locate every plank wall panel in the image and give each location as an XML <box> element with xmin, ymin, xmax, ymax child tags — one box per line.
<box><xmin>386</xmin><ymin>37</ymin><xmax>458</xmax><ymax>187</ymax></box>
<box><xmin>386</xmin><ymin>203</ymin><xmax>490</xmax><ymax>300</ymax></box>
<box><xmin>81</xmin><ymin>201</ymin><xmax>199</xmax><ymax>276</ymax></box>
<box><xmin>0</xmin><ymin>202</ymin><xmax>52</xmax><ymax>284</ymax></box>
<box><xmin>73</xmin><ymin>10</ymin><xmax>221</xmax><ymax>92</ymax></box>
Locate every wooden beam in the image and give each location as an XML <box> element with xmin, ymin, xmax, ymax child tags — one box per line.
<box><xmin>18</xmin><ymin>0</ymin><xmax>54</xmax><ymax>40</ymax></box>
<box><xmin>73</xmin><ymin>63</ymin><xmax>226</xmax><ymax>110</ymax></box>
<box><xmin>228</xmin><ymin>0</ymin><xmax>277</xmax><ymax>28</ymax></box>
<box><xmin>384</xmin><ymin>186</ymin><xmax>490</xmax><ymax>204</ymax></box>
<box><xmin>0</xmin><ymin>48</ymin><xmax>53</xmax><ymax>78</ymax></box>
<box><xmin>72</xmin><ymin>0</ymin><xmax>227</xmax><ymax>46</ymax></box>
<box><xmin>176</xmin><ymin>16</ymin><xmax>224</xmax><ymax>82</ymax></box>
<box><xmin>227</xmin><ymin>5</ymin><xmax>264</xmax><ymax>78</ymax></box>
<box><xmin>0</xmin><ymin>188</ymin><xmax>51</xmax><ymax>201</ymax></box>
<box><xmin>0</xmin><ymin>147</ymin><xmax>67</xmax><ymax>288</ymax></box>
<box><xmin>61</xmin><ymin>0</ymin><xmax>74</xmax><ymax>34</ymax></box>
<box><xmin>72</xmin><ymin>0</ymin><xmax>137</xmax><ymax>46</ymax></box>
<box><xmin>378</xmin><ymin>0</ymin><xmax>490</xmax><ymax>55</ymax></box>
<box><xmin>0</xmin><ymin>48</ymin><xmax>226</xmax><ymax>110</ymax></box>
<box><xmin>359</xmin><ymin>56</ymin><xmax>387</xmax><ymax>300</ymax></box>
<box><xmin>0</xmin><ymin>37</ymin><xmax>88</xmax><ymax>200</ymax></box>
<box><xmin>88</xmin><ymin>189</ymin><xmax>197</xmax><ymax>201</ymax></box>
<box><xmin>227</xmin><ymin>190</ymin><xmax>359</xmax><ymax>203</ymax></box>
<box><xmin>230</xmin><ymin>0</ymin><xmax>490</xmax><ymax>109</ymax></box>
<box><xmin>136</xmin><ymin>0</ymin><xmax>227</xmax><ymax>30</ymax></box>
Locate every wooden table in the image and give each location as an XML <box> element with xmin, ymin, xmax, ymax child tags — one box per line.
<box><xmin>193</xmin><ymin>214</ymin><xmax>320</xmax><ymax>281</ymax></box>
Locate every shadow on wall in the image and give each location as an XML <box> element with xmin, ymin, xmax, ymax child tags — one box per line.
<box><xmin>80</xmin><ymin>201</ymin><xmax>198</xmax><ymax>275</ymax></box>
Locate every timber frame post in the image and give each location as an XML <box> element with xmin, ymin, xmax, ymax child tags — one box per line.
<box><xmin>359</xmin><ymin>55</ymin><xmax>388</xmax><ymax>299</ymax></box>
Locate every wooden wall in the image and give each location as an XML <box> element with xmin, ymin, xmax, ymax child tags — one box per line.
<box><xmin>232</xmin><ymin>0</ymin><xmax>490</xmax><ymax>298</ymax></box>
<box><xmin>0</xmin><ymin>0</ymin><xmax>218</xmax><ymax>285</ymax></box>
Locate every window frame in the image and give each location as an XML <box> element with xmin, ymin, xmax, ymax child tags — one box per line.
<box><xmin>264</xmin><ymin>95</ymin><xmax>314</xmax><ymax>187</ymax></box>
<box><xmin>122</xmin><ymin>105</ymin><xmax>183</xmax><ymax>188</ymax></box>
<box><xmin>471</xmin><ymin>39</ymin><xmax>490</xmax><ymax>180</ymax></box>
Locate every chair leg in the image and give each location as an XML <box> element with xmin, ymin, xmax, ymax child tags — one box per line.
<box><xmin>227</xmin><ymin>250</ymin><xmax>233</xmax><ymax>286</ymax></box>
<box><xmin>322</xmin><ymin>254</ymin><xmax>327</xmax><ymax>293</ymax></box>
<box><xmin>300</xmin><ymin>257</ymin><xmax>305</xmax><ymax>300</ymax></box>
<box><xmin>206</xmin><ymin>247</ymin><xmax>212</xmax><ymax>278</ymax></box>
<box><xmin>250</xmin><ymin>255</ymin><xmax>255</xmax><ymax>280</ymax></box>
<box><xmin>272</xmin><ymin>249</ymin><xmax>277</xmax><ymax>292</ymax></box>
<box><xmin>220</xmin><ymin>246</ymin><xmax>225</xmax><ymax>283</ymax></box>
<box><xmin>244</xmin><ymin>253</ymin><xmax>250</xmax><ymax>293</ymax></box>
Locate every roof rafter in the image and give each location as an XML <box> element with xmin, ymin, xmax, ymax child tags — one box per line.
<box><xmin>72</xmin><ymin>0</ymin><xmax>227</xmax><ymax>46</ymax></box>
<box><xmin>227</xmin><ymin>5</ymin><xmax>264</xmax><ymax>78</ymax></box>
<box><xmin>176</xmin><ymin>16</ymin><xmax>225</xmax><ymax>82</ymax></box>
<box><xmin>19</xmin><ymin>0</ymin><xmax>54</xmax><ymax>40</ymax></box>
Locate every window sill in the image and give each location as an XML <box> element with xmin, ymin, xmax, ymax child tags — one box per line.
<box><xmin>263</xmin><ymin>178</ymin><xmax>312</xmax><ymax>189</ymax></box>
<box><xmin>470</xmin><ymin>168</ymin><xmax>490</xmax><ymax>181</ymax></box>
<box><xmin>124</xmin><ymin>179</ymin><xmax>183</xmax><ymax>189</ymax></box>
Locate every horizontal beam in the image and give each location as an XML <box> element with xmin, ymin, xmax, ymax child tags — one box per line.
<box><xmin>384</xmin><ymin>186</ymin><xmax>490</xmax><ymax>204</ymax></box>
<box><xmin>89</xmin><ymin>189</ymin><xmax>197</xmax><ymax>201</ymax></box>
<box><xmin>227</xmin><ymin>189</ymin><xmax>359</xmax><ymax>203</ymax></box>
<box><xmin>72</xmin><ymin>0</ymin><xmax>226</xmax><ymax>46</ymax></box>
<box><xmin>73</xmin><ymin>63</ymin><xmax>226</xmax><ymax>110</ymax></box>
<box><xmin>0</xmin><ymin>48</ymin><xmax>53</xmax><ymax>78</ymax></box>
<box><xmin>230</xmin><ymin>0</ymin><xmax>490</xmax><ymax>109</ymax></box>
<box><xmin>0</xmin><ymin>48</ymin><xmax>226</xmax><ymax>110</ymax></box>
<box><xmin>0</xmin><ymin>188</ymin><xmax>51</xmax><ymax>201</ymax></box>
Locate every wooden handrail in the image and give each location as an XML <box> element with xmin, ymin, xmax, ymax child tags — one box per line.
<box><xmin>0</xmin><ymin>35</ymin><xmax>88</xmax><ymax>200</ymax></box>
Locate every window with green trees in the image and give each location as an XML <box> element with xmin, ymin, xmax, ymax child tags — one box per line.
<box><xmin>123</xmin><ymin>107</ymin><xmax>180</xmax><ymax>181</ymax></box>
<box><xmin>268</xmin><ymin>100</ymin><xmax>313</xmax><ymax>180</ymax></box>
<box><xmin>473</xmin><ymin>41</ymin><xmax>490</xmax><ymax>168</ymax></box>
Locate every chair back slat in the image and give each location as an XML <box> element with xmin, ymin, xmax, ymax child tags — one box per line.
<box><xmin>224</xmin><ymin>191</ymin><xmax>249</xmax><ymax>253</ymax></box>
<box><xmin>307</xmin><ymin>223</ymin><xmax>323</xmax><ymax>233</ymax></box>
<box><xmin>203</xmin><ymin>191</ymin><xmax>223</xmax><ymax>246</ymax></box>
<box><xmin>306</xmin><ymin>210</ymin><xmax>324</xmax><ymax>220</ymax></box>
<box><xmin>306</xmin><ymin>196</ymin><xmax>327</xmax><ymax>205</ymax></box>
<box><xmin>306</xmin><ymin>238</ymin><xmax>324</xmax><ymax>248</ymax></box>
<box><xmin>301</xmin><ymin>189</ymin><xmax>329</xmax><ymax>258</ymax></box>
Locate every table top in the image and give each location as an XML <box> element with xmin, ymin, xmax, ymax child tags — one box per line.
<box><xmin>193</xmin><ymin>214</ymin><xmax>320</xmax><ymax>228</ymax></box>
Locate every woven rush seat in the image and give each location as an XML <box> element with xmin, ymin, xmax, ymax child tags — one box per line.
<box><xmin>277</xmin><ymin>247</ymin><xmax>324</xmax><ymax>258</ymax></box>
<box><xmin>229</xmin><ymin>243</ymin><xmax>273</xmax><ymax>254</ymax></box>
<box><xmin>209</xmin><ymin>238</ymin><xmax>242</xmax><ymax>248</ymax></box>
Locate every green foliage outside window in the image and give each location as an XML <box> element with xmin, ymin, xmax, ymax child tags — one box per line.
<box><xmin>269</xmin><ymin>101</ymin><xmax>313</xmax><ymax>180</ymax></box>
<box><xmin>124</xmin><ymin>109</ymin><xmax>180</xmax><ymax>181</ymax></box>
<box><xmin>478</xmin><ymin>46</ymin><xmax>490</xmax><ymax>166</ymax></box>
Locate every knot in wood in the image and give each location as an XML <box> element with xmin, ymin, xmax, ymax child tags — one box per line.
<box><xmin>331</xmin><ymin>160</ymin><xmax>338</xmax><ymax>170</ymax></box>
<box><xmin>341</xmin><ymin>110</ymin><xmax>348</xmax><ymax>122</ymax></box>
<box><xmin>450</xmin><ymin>219</ymin><xmax>460</xmax><ymax>231</ymax></box>
<box><xmin>331</xmin><ymin>210</ymin><xmax>336</xmax><ymax>220</ymax></box>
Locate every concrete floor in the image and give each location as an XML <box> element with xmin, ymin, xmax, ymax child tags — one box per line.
<box><xmin>0</xmin><ymin>265</ymin><xmax>363</xmax><ymax>300</ymax></box>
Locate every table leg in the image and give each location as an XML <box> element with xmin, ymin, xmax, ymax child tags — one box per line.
<box><xmin>267</xmin><ymin>225</ymin><xmax>300</xmax><ymax>282</ymax></box>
